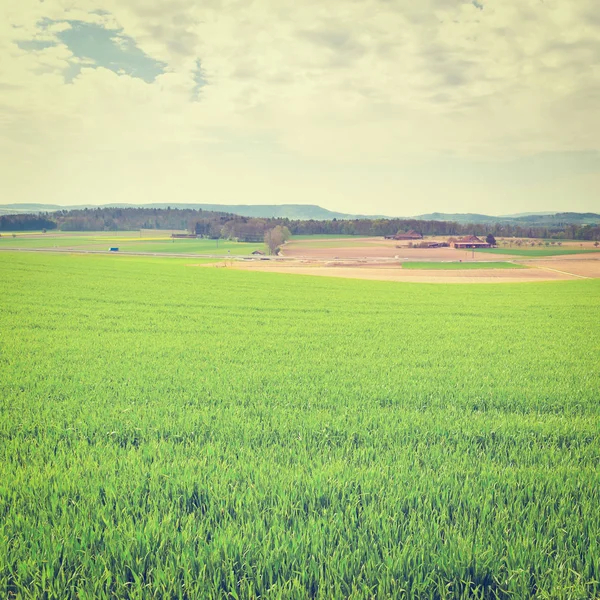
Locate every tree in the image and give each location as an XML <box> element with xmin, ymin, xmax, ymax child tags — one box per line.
<box><xmin>264</xmin><ymin>225</ymin><xmax>290</xmax><ymax>255</ymax></box>
<box><xmin>282</xmin><ymin>226</ymin><xmax>291</xmax><ymax>241</ymax></box>
<box><xmin>486</xmin><ymin>234</ymin><xmax>496</xmax><ymax>246</ymax></box>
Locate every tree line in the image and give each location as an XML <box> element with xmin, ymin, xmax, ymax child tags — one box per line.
<box><xmin>277</xmin><ymin>218</ymin><xmax>600</xmax><ymax>240</ymax></box>
<box><xmin>0</xmin><ymin>214</ymin><xmax>57</xmax><ymax>231</ymax></box>
<box><xmin>1</xmin><ymin>207</ymin><xmax>598</xmax><ymax>241</ymax></box>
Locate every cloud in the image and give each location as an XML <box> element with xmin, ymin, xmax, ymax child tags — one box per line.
<box><xmin>58</xmin><ymin>20</ymin><xmax>166</xmax><ymax>82</ymax></box>
<box><xmin>0</xmin><ymin>0</ymin><xmax>599</xmax><ymax>213</ymax></box>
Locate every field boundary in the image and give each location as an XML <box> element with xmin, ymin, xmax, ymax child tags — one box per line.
<box><xmin>533</xmin><ymin>265</ymin><xmax>590</xmax><ymax>279</ymax></box>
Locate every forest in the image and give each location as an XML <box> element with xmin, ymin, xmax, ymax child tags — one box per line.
<box><xmin>1</xmin><ymin>207</ymin><xmax>599</xmax><ymax>241</ymax></box>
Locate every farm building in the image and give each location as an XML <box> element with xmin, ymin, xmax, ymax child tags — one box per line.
<box><xmin>396</xmin><ymin>241</ymin><xmax>449</xmax><ymax>249</ymax></box>
<box><xmin>422</xmin><ymin>241</ymin><xmax>449</xmax><ymax>248</ymax></box>
<box><xmin>453</xmin><ymin>235</ymin><xmax>491</xmax><ymax>249</ymax></box>
<box><xmin>385</xmin><ymin>230</ymin><xmax>423</xmax><ymax>240</ymax></box>
<box><xmin>171</xmin><ymin>233</ymin><xmax>198</xmax><ymax>238</ymax></box>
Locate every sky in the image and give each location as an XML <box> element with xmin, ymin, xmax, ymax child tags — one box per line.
<box><xmin>1</xmin><ymin>0</ymin><xmax>599</xmax><ymax>217</ymax></box>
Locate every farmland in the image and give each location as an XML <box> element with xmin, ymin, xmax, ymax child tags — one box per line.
<box><xmin>474</xmin><ymin>247</ymin><xmax>600</xmax><ymax>257</ymax></box>
<box><xmin>0</xmin><ymin>231</ymin><xmax>265</xmax><ymax>255</ymax></box>
<box><xmin>281</xmin><ymin>236</ymin><xmax>600</xmax><ymax>263</ymax></box>
<box><xmin>401</xmin><ymin>262</ymin><xmax>526</xmax><ymax>270</ymax></box>
<box><xmin>1</xmin><ymin>252</ymin><xmax>600</xmax><ymax>599</ymax></box>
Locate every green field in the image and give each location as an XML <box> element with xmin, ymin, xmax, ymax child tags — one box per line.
<box><xmin>0</xmin><ymin>235</ymin><xmax>111</xmax><ymax>248</ymax></box>
<box><xmin>100</xmin><ymin>239</ymin><xmax>265</xmax><ymax>254</ymax></box>
<box><xmin>476</xmin><ymin>247</ymin><xmax>600</xmax><ymax>257</ymax></box>
<box><xmin>1</xmin><ymin>252</ymin><xmax>599</xmax><ymax>599</ymax></box>
<box><xmin>401</xmin><ymin>261</ymin><xmax>526</xmax><ymax>270</ymax></box>
<box><xmin>0</xmin><ymin>233</ymin><xmax>265</xmax><ymax>255</ymax></box>
<box><xmin>288</xmin><ymin>234</ymin><xmax>361</xmax><ymax>240</ymax></box>
<box><xmin>286</xmin><ymin>239</ymin><xmax>386</xmax><ymax>249</ymax></box>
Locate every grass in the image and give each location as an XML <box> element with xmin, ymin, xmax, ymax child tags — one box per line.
<box><xmin>0</xmin><ymin>230</ymin><xmax>165</xmax><ymax>240</ymax></box>
<box><xmin>401</xmin><ymin>261</ymin><xmax>526</xmax><ymax>270</ymax></box>
<box><xmin>286</xmin><ymin>239</ymin><xmax>386</xmax><ymax>249</ymax></box>
<box><xmin>476</xmin><ymin>247</ymin><xmax>600</xmax><ymax>257</ymax></box>
<box><xmin>99</xmin><ymin>239</ymin><xmax>265</xmax><ymax>254</ymax></box>
<box><xmin>1</xmin><ymin>252</ymin><xmax>599</xmax><ymax>599</ymax></box>
<box><xmin>0</xmin><ymin>235</ymin><xmax>108</xmax><ymax>248</ymax></box>
<box><xmin>289</xmin><ymin>234</ymin><xmax>362</xmax><ymax>240</ymax></box>
<box><xmin>0</xmin><ymin>233</ymin><xmax>265</xmax><ymax>255</ymax></box>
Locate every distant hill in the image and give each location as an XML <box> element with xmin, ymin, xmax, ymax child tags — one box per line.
<box><xmin>0</xmin><ymin>203</ymin><xmax>598</xmax><ymax>226</ymax></box>
<box><xmin>158</xmin><ymin>204</ymin><xmax>391</xmax><ymax>220</ymax></box>
<box><xmin>512</xmin><ymin>212</ymin><xmax>600</xmax><ymax>225</ymax></box>
<box><xmin>414</xmin><ymin>212</ymin><xmax>505</xmax><ymax>224</ymax></box>
<box><xmin>0</xmin><ymin>203</ymin><xmax>389</xmax><ymax>221</ymax></box>
<box><xmin>501</xmin><ymin>211</ymin><xmax>556</xmax><ymax>218</ymax></box>
<box><xmin>414</xmin><ymin>212</ymin><xmax>600</xmax><ymax>226</ymax></box>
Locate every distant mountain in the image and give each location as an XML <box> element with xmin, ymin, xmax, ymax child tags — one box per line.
<box><xmin>0</xmin><ymin>203</ymin><xmax>65</xmax><ymax>215</ymax></box>
<box><xmin>414</xmin><ymin>212</ymin><xmax>600</xmax><ymax>226</ymax></box>
<box><xmin>0</xmin><ymin>203</ymin><xmax>67</xmax><ymax>210</ymax></box>
<box><xmin>1</xmin><ymin>203</ymin><xmax>598</xmax><ymax>226</ymax></box>
<box><xmin>153</xmin><ymin>203</ymin><xmax>391</xmax><ymax>220</ymax></box>
<box><xmin>512</xmin><ymin>212</ymin><xmax>600</xmax><ymax>225</ymax></box>
<box><xmin>0</xmin><ymin>203</ymin><xmax>389</xmax><ymax>221</ymax></box>
<box><xmin>501</xmin><ymin>211</ymin><xmax>555</xmax><ymax>218</ymax></box>
<box><xmin>414</xmin><ymin>212</ymin><xmax>504</xmax><ymax>224</ymax></box>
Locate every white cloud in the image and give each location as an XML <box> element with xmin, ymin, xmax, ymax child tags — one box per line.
<box><xmin>0</xmin><ymin>0</ymin><xmax>599</xmax><ymax>212</ymax></box>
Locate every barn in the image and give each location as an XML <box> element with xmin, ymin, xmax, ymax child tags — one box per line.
<box><xmin>385</xmin><ymin>230</ymin><xmax>424</xmax><ymax>240</ymax></box>
<box><xmin>453</xmin><ymin>235</ymin><xmax>491</xmax><ymax>249</ymax></box>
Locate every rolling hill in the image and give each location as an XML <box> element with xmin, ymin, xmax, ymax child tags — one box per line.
<box><xmin>1</xmin><ymin>203</ymin><xmax>598</xmax><ymax>225</ymax></box>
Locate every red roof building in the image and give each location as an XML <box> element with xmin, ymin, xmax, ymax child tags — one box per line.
<box><xmin>453</xmin><ymin>235</ymin><xmax>491</xmax><ymax>249</ymax></box>
<box><xmin>389</xmin><ymin>230</ymin><xmax>423</xmax><ymax>240</ymax></box>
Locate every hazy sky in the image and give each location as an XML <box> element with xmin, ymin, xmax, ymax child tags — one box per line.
<box><xmin>1</xmin><ymin>0</ymin><xmax>599</xmax><ymax>216</ymax></box>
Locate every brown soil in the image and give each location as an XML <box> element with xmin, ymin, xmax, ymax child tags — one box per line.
<box><xmin>526</xmin><ymin>259</ymin><xmax>600</xmax><ymax>278</ymax></box>
<box><xmin>283</xmin><ymin>243</ymin><xmax>505</xmax><ymax>261</ymax></box>
<box><xmin>284</xmin><ymin>237</ymin><xmax>600</xmax><ymax>260</ymax></box>
<box><xmin>202</xmin><ymin>261</ymin><xmax>578</xmax><ymax>284</ymax></box>
<box><xmin>189</xmin><ymin>239</ymin><xmax>600</xmax><ymax>284</ymax></box>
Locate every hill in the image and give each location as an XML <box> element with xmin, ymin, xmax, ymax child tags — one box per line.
<box><xmin>414</xmin><ymin>212</ymin><xmax>600</xmax><ymax>225</ymax></box>
<box><xmin>0</xmin><ymin>203</ymin><xmax>389</xmax><ymax>221</ymax></box>
<box><xmin>414</xmin><ymin>212</ymin><xmax>505</xmax><ymax>224</ymax></box>
<box><xmin>1</xmin><ymin>203</ymin><xmax>598</xmax><ymax>226</ymax></box>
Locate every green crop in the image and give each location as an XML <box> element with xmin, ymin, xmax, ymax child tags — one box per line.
<box><xmin>401</xmin><ymin>262</ymin><xmax>526</xmax><ymax>270</ymax></box>
<box><xmin>475</xmin><ymin>247</ymin><xmax>600</xmax><ymax>257</ymax></box>
<box><xmin>1</xmin><ymin>252</ymin><xmax>599</xmax><ymax>599</ymax></box>
<box><xmin>0</xmin><ymin>233</ymin><xmax>265</xmax><ymax>255</ymax></box>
